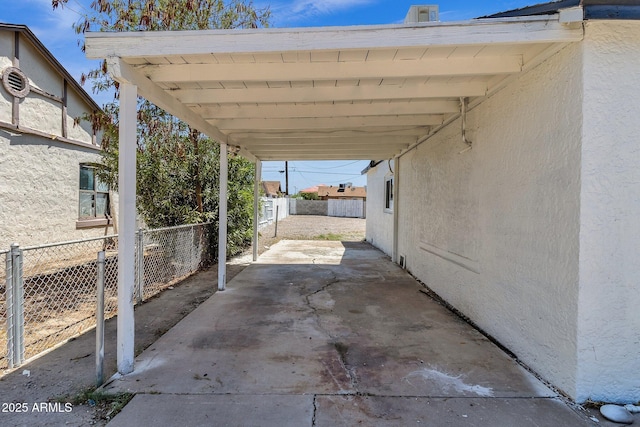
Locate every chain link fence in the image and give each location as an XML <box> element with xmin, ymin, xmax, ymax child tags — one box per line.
<box><xmin>0</xmin><ymin>250</ymin><xmax>8</xmax><ymax>371</ymax></box>
<box><xmin>1</xmin><ymin>223</ymin><xmax>213</xmax><ymax>372</ymax></box>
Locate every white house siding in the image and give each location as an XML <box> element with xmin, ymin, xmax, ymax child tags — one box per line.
<box><xmin>365</xmin><ymin>161</ymin><xmax>394</xmax><ymax>256</ymax></box>
<box><xmin>576</xmin><ymin>21</ymin><xmax>640</xmax><ymax>404</ymax></box>
<box><xmin>369</xmin><ymin>43</ymin><xmax>584</xmax><ymax>399</ymax></box>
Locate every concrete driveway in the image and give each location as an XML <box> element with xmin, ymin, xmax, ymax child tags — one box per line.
<box><xmin>104</xmin><ymin>240</ymin><xmax>592</xmax><ymax>426</ymax></box>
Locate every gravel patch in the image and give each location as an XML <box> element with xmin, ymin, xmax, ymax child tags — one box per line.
<box><xmin>255</xmin><ymin>215</ymin><xmax>366</xmax><ymax>255</ymax></box>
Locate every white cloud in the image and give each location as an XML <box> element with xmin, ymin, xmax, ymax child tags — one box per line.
<box><xmin>7</xmin><ymin>0</ymin><xmax>98</xmax><ymax>96</ymax></box>
<box><xmin>24</xmin><ymin>0</ymin><xmax>85</xmax><ymax>46</ymax></box>
<box><xmin>268</xmin><ymin>0</ymin><xmax>377</xmax><ymax>26</ymax></box>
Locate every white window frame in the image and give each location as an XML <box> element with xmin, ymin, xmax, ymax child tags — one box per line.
<box><xmin>384</xmin><ymin>175</ymin><xmax>394</xmax><ymax>213</ymax></box>
<box><xmin>77</xmin><ymin>164</ymin><xmax>111</xmax><ymax>228</ymax></box>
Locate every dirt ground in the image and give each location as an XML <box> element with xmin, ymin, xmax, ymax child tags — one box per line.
<box><xmin>0</xmin><ymin>215</ymin><xmax>365</xmax><ymax>427</ymax></box>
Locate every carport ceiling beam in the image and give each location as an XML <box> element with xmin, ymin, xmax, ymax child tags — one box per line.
<box><xmin>244</xmin><ymin>144</ymin><xmax>410</xmax><ymax>153</ymax></box>
<box><xmin>195</xmin><ymin>100</ymin><xmax>460</xmax><ymax>119</ymax></box>
<box><xmin>85</xmin><ymin>17</ymin><xmax>583</xmax><ymax>58</ymax></box>
<box><xmin>259</xmin><ymin>153</ymin><xmax>397</xmax><ymax>160</ymax></box>
<box><xmin>229</xmin><ymin>129</ymin><xmax>428</xmax><ymax>139</ymax></box>
<box><xmin>210</xmin><ymin>115</ymin><xmax>444</xmax><ymax>130</ymax></box>
<box><xmin>105</xmin><ymin>57</ymin><xmax>256</xmax><ymax>161</ymax></box>
<box><xmin>174</xmin><ymin>82</ymin><xmax>487</xmax><ymax>104</ymax></box>
<box><xmin>144</xmin><ymin>56</ymin><xmax>523</xmax><ymax>82</ymax></box>
<box><xmin>239</xmin><ymin>136</ymin><xmax>416</xmax><ymax>146</ymax></box>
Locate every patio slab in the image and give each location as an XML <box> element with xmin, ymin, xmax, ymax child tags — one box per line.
<box><xmin>105</xmin><ymin>240</ymin><xmax>592</xmax><ymax>426</ymax></box>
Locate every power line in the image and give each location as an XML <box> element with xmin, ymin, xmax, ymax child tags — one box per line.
<box><xmin>301</xmin><ymin>160</ymin><xmax>366</xmax><ymax>170</ymax></box>
<box><xmin>293</xmin><ymin>170</ymin><xmax>361</xmax><ymax>176</ymax></box>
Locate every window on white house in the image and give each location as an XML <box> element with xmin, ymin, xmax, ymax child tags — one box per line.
<box><xmin>79</xmin><ymin>164</ymin><xmax>109</xmax><ymax>219</ymax></box>
<box><xmin>384</xmin><ymin>176</ymin><xmax>393</xmax><ymax>212</ymax></box>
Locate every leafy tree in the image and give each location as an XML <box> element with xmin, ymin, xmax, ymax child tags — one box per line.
<box><xmin>52</xmin><ymin>0</ymin><xmax>270</xmax><ymax>258</ymax></box>
<box><xmin>299</xmin><ymin>192</ymin><xmax>320</xmax><ymax>200</ymax></box>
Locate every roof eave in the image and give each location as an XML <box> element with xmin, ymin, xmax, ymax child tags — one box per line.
<box><xmin>0</xmin><ymin>23</ymin><xmax>102</xmax><ymax>112</ymax></box>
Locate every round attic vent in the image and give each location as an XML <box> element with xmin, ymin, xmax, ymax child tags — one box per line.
<box><xmin>2</xmin><ymin>67</ymin><xmax>30</xmax><ymax>98</ymax></box>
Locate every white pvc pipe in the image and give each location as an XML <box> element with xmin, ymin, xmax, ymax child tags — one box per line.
<box><xmin>117</xmin><ymin>82</ymin><xmax>137</xmax><ymax>375</ymax></box>
<box><xmin>218</xmin><ymin>143</ymin><xmax>228</xmax><ymax>291</ymax></box>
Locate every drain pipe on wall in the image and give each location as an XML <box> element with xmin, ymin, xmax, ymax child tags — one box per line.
<box><xmin>460</xmin><ymin>97</ymin><xmax>473</xmax><ymax>154</ymax></box>
<box><xmin>397</xmin><ymin>94</ymin><xmax>482</xmax><ymax>161</ymax></box>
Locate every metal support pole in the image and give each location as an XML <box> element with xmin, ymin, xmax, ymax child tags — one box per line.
<box><xmin>135</xmin><ymin>228</ymin><xmax>144</xmax><ymax>304</ymax></box>
<box><xmin>253</xmin><ymin>160</ymin><xmax>261</xmax><ymax>262</ymax></box>
<box><xmin>96</xmin><ymin>251</ymin><xmax>105</xmax><ymax>387</ymax></box>
<box><xmin>8</xmin><ymin>244</ymin><xmax>24</xmax><ymax>367</ymax></box>
<box><xmin>285</xmin><ymin>161</ymin><xmax>289</xmax><ymax>195</ymax></box>
<box><xmin>5</xmin><ymin>247</ymin><xmax>14</xmax><ymax>368</ymax></box>
<box><xmin>274</xmin><ymin>205</ymin><xmax>279</xmax><ymax>238</ymax></box>
<box><xmin>218</xmin><ymin>143</ymin><xmax>228</xmax><ymax>291</ymax></box>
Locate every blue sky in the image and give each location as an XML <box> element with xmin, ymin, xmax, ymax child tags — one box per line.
<box><xmin>1</xmin><ymin>0</ymin><xmax>539</xmax><ymax>193</ymax></box>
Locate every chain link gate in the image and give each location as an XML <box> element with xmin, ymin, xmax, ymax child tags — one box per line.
<box><xmin>1</xmin><ymin>223</ymin><xmax>213</xmax><ymax>371</ymax></box>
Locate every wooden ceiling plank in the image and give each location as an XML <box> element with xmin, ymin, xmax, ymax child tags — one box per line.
<box><xmin>144</xmin><ymin>56</ymin><xmax>523</xmax><ymax>82</ymax></box>
<box><xmin>175</xmin><ymin>81</ymin><xmax>487</xmax><ymax>104</ymax></box>
<box><xmin>210</xmin><ymin>115</ymin><xmax>444</xmax><ymax>130</ymax></box>
<box><xmin>194</xmin><ymin>99</ymin><xmax>460</xmax><ymax>119</ymax></box>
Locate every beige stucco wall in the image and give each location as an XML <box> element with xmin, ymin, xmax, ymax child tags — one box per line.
<box><xmin>368</xmin><ymin>42</ymin><xmax>584</xmax><ymax>398</ymax></box>
<box><xmin>365</xmin><ymin>161</ymin><xmax>394</xmax><ymax>256</ymax></box>
<box><xmin>0</xmin><ymin>132</ymin><xmax>112</xmax><ymax>249</ymax></box>
<box><xmin>576</xmin><ymin>20</ymin><xmax>640</xmax><ymax>404</ymax></box>
<box><xmin>1</xmin><ymin>29</ymin><xmax>114</xmax><ymax>249</ymax></box>
<box><xmin>0</xmin><ymin>32</ymin><xmax>14</xmax><ymax>119</ymax></box>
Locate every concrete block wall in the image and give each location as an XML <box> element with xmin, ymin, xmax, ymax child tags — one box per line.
<box><xmin>289</xmin><ymin>199</ymin><xmax>328</xmax><ymax>216</ymax></box>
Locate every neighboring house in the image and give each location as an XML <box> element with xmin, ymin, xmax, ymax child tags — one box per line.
<box><xmin>365</xmin><ymin>2</ymin><xmax>640</xmax><ymax>404</ymax></box>
<box><xmin>261</xmin><ymin>181</ymin><xmax>283</xmax><ymax>198</ymax></box>
<box><xmin>317</xmin><ymin>184</ymin><xmax>366</xmax><ymax>201</ymax></box>
<box><xmin>0</xmin><ymin>23</ymin><xmax>114</xmax><ymax>249</ymax></box>
<box><xmin>299</xmin><ymin>184</ymin><xmax>326</xmax><ymax>195</ymax></box>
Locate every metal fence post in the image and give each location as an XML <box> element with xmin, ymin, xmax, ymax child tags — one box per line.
<box><xmin>136</xmin><ymin>228</ymin><xmax>144</xmax><ymax>304</ymax></box>
<box><xmin>96</xmin><ymin>251</ymin><xmax>105</xmax><ymax>387</ymax></box>
<box><xmin>8</xmin><ymin>244</ymin><xmax>24</xmax><ymax>368</ymax></box>
<box><xmin>5</xmin><ymin>247</ymin><xmax>13</xmax><ymax>368</ymax></box>
<box><xmin>190</xmin><ymin>225</ymin><xmax>195</xmax><ymax>271</ymax></box>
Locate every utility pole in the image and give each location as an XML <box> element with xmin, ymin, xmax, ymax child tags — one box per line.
<box><xmin>285</xmin><ymin>161</ymin><xmax>289</xmax><ymax>195</ymax></box>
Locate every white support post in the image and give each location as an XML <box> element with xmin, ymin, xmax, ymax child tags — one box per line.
<box><xmin>218</xmin><ymin>143</ymin><xmax>228</xmax><ymax>291</ymax></box>
<box><xmin>253</xmin><ymin>160</ymin><xmax>262</xmax><ymax>262</ymax></box>
<box><xmin>392</xmin><ymin>156</ymin><xmax>400</xmax><ymax>264</ymax></box>
<box><xmin>117</xmin><ymin>82</ymin><xmax>137</xmax><ymax>375</ymax></box>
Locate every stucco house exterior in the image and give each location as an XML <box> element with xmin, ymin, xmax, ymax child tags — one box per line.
<box><xmin>261</xmin><ymin>180</ymin><xmax>283</xmax><ymax>198</ymax></box>
<box><xmin>0</xmin><ymin>24</ymin><xmax>113</xmax><ymax>249</ymax></box>
<box><xmin>365</xmin><ymin>2</ymin><xmax>640</xmax><ymax>404</ymax></box>
<box><xmin>83</xmin><ymin>0</ymin><xmax>638</xmax><ymax>404</ymax></box>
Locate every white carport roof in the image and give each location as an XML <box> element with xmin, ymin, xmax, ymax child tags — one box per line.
<box><xmin>85</xmin><ymin>12</ymin><xmax>583</xmax><ymax>162</ymax></box>
<box><xmin>87</xmin><ymin>9</ymin><xmax>585</xmax><ymax>375</ymax></box>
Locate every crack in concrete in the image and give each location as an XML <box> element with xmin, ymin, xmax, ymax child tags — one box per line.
<box><xmin>305</xmin><ymin>274</ymin><xmax>340</xmax><ymax>300</ymax></box>
<box><xmin>311</xmin><ymin>394</ymin><xmax>317</xmax><ymax>426</ymax></box>
<box><xmin>334</xmin><ymin>342</ymin><xmax>359</xmax><ymax>393</ymax></box>
<box><xmin>302</xmin><ymin>274</ymin><xmax>362</xmax><ymax>395</ymax></box>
